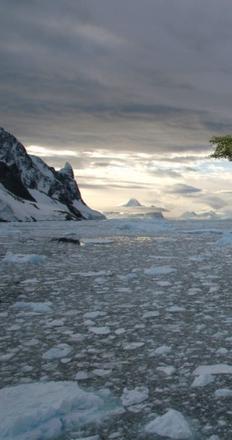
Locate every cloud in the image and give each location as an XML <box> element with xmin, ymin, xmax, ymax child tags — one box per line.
<box><xmin>166</xmin><ymin>183</ymin><xmax>202</xmax><ymax>195</ymax></box>
<box><xmin>202</xmin><ymin>195</ymin><xmax>228</xmax><ymax>210</ymax></box>
<box><xmin>27</xmin><ymin>145</ymin><xmax>79</xmax><ymax>158</ymax></box>
<box><xmin>147</xmin><ymin>166</ymin><xmax>182</xmax><ymax>179</ymax></box>
<box><xmin>0</xmin><ymin>0</ymin><xmax>232</xmax><ymax>213</ymax></box>
<box><xmin>1</xmin><ymin>0</ymin><xmax>232</xmax><ymax>156</ymax></box>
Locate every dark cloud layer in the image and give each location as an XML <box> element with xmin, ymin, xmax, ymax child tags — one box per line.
<box><xmin>1</xmin><ymin>0</ymin><xmax>232</xmax><ymax>156</ymax></box>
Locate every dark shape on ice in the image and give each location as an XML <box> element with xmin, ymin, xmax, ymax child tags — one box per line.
<box><xmin>51</xmin><ymin>237</ymin><xmax>81</xmax><ymax>245</ymax></box>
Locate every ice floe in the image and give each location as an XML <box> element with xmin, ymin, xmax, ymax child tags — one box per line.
<box><xmin>154</xmin><ymin>345</ymin><xmax>172</xmax><ymax>355</ymax></box>
<box><xmin>191</xmin><ymin>374</ymin><xmax>215</xmax><ymax>388</ymax></box>
<box><xmin>13</xmin><ymin>301</ymin><xmax>52</xmax><ymax>313</ymax></box>
<box><xmin>214</xmin><ymin>388</ymin><xmax>232</xmax><ymax>398</ymax></box>
<box><xmin>145</xmin><ymin>409</ymin><xmax>192</xmax><ymax>439</ymax></box>
<box><xmin>42</xmin><ymin>343</ymin><xmax>72</xmax><ymax>360</ymax></box>
<box><xmin>123</xmin><ymin>342</ymin><xmax>144</xmax><ymax>350</ymax></box>
<box><xmin>144</xmin><ymin>265</ymin><xmax>176</xmax><ymax>276</ymax></box>
<box><xmin>0</xmin><ymin>381</ymin><xmax>120</xmax><ymax>440</ymax></box>
<box><xmin>89</xmin><ymin>326</ymin><xmax>111</xmax><ymax>335</ymax></box>
<box><xmin>2</xmin><ymin>252</ymin><xmax>46</xmax><ymax>265</ymax></box>
<box><xmin>157</xmin><ymin>366</ymin><xmax>176</xmax><ymax>376</ymax></box>
<box><xmin>121</xmin><ymin>386</ymin><xmax>149</xmax><ymax>407</ymax></box>
<box><xmin>193</xmin><ymin>364</ymin><xmax>232</xmax><ymax>376</ymax></box>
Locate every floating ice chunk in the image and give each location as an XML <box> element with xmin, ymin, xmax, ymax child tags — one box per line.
<box><xmin>167</xmin><ymin>306</ymin><xmax>185</xmax><ymax>313</ymax></box>
<box><xmin>144</xmin><ymin>266</ymin><xmax>176</xmax><ymax>276</ymax></box>
<box><xmin>216</xmin><ymin>232</ymin><xmax>232</xmax><ymax>247</ymax></box>
<box><xmin>43</xmin><ymin>343</ymin><xmax>72</xmax><ymax>360</ymax></box>
<box><xmin>115</xmin><ymin>328</ymin><xmax>126</xmax><ymax>335</ymax></box>
<box><xmin>214</xmin><ymin>388</ymin><xmax>232</xmax><ymax>398</ymax></box>
<box><xmin>70</xmin><ymin>333</ymin><xmax>86</xmax><ymax>342</ymax></box>
<box><xmin>75</xmin><ymin>371</ymin><xmax>90</xmax><ymax>381</ymax></box>
<box><xmin>2</xmin><ymin>253</ymin><xmax>46</xmax><ymax>265</ymax></box>
<box><xmin>75</xmin><ymin>436</ymin><xmax>100</xmax><ymax>440</ymax></box>
<box><xmin>216</xmin><ymin>347</ymin><xmax>228</xmax><ymax>355</ymax></box>
<box><xmin>157</xmin><ymin>366</ymin><xmax>176</xmax><ymax>376</ymax></box>
<box><xmin>207</xmin><ymin>436</ymin><xmax>220</xmax><ymax>440</ymax></box>
<box><xmin>82</xmin><ymin>238</ymin><xmax>114</xmax><ymax>245</ymax></box>
<box><xmin>155</xmin><ymin>345</ymin><xmax>172</xmax><ymax>355</ymax></box>
<box><xmin>78</xmin><ymin>271</ymin><xmax>112</xmax><ymax>277</ymax></box>
<box><xmin>84</xmin><ymin>311</ymin><xmax>106</xmax><ymax>319</ymax></box>
<box><xmin>145</xmin><ymin>409</ymin><xmax>192</xmax><ymax>439</ymax></box>
<box><xmin>121</xmin><ymin>386</ymin><xmax>149</xmax><ymax>406</ymax></box>
<box><xmin>143</xmin><ymin>311</ymin><xmax>160</xmax><ymax>318</ymax></box>
<box><xmin>0</xmin><ymin>381</ymin><xmax>120</xmax><ymax>440</ymax></box>
<box><xmin>123</xmin><ymin>342</ymin><xmax>144</xmax><ymax>350</ymax></box>
<box><xmin>84</xmin><ymin>320</ymin><xmax>95</xmax><ymax>327</ymax></box>
<box><xmin>13</xmin><ymin>301</ymin><xmax>52</xmax><ymax>313</ymax></box>
<box><xmin>89</xmin><ymin>327</ymin><xmax>111</xmax><ymax>335</ymax></box>
<box><xmin>93</xmin><ymin>369</ymin><xmax>112</xmax><ymax>377</ymax></box>
<box><xmin>191</xmin><ymin>374</ymin><xmax>214</xmax><ymax>388</ymax></box>
<box><xmin>193</xmin><ymin>364</ymin><xmax>232</xmax><ymax>376</ymax></box>
<box><xmin>46</xmin><ymin>319</ymin><xmax>65</xmax><ymax>327</ymax></box>
<box><xmin>116</xmin><ymin>287</ymin><xmax>132</xmax><ymax>293</ymax></box>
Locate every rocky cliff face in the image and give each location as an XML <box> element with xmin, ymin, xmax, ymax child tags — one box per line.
<box><xmin>0</xmin><ymin>128</ymin><xmax>105</xmax><ymax>222</ymax></box>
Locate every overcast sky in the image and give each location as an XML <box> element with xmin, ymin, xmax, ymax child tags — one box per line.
<box><xmin>1</xmin><ymin>0</ymin><xmax>232</xmax><ymax>215</ymax></box>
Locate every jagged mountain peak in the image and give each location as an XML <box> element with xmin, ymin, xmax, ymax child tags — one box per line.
<box><xmin>122</xmin><ymin>198</ymin><xmax>142</xmax><ymax>207</ymax></box>
<box><xmin>0</xmin><ymin>127</ymin><xmax>105</xmax><ymax>222</ymax></box>
<box><xmin>59</xmin><ymin>162</ymin><xmax>74</xmax><ymax>179</ymax></box>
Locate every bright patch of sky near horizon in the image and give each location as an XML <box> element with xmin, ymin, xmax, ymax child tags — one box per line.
<box><xmin>27</xmin><ymin>145</ymin><xmax>232</xmax><ymax>216</ymax></box>
<box><xmin>1</xmin><ymin>0</ymin><xmax>232</xmax><ymax>215</ymax></box>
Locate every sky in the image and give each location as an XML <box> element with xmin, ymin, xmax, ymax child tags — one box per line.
<box><xmin>0</xmin><ymin>0</ymin><xmax>232</xmax><ymax>216</ymax></box>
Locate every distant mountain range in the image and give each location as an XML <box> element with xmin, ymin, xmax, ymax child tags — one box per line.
<box><xmin>0</xmin><ymin>128</ymin><xmax>105</xmax><ymax>222</ymax></box>
<box><xmin>179</xmin><ymin>211</ymin><xmax>220</xmax><ymax>220</ymax></box>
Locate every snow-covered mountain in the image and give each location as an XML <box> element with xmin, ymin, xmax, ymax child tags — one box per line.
<box><xmin>179</xmin><ymin>210</ymin><xmax>219</xmax><ymax>220</ymax></box>
<box><xmin>122</xmin><ymin>198</ymin><xmax>143</xmax><ymax>207</ymax></box>
<box><xmin>0</xmin><ymin>128</ymin><xmax>105</xmax><ymax>222</ymax></box>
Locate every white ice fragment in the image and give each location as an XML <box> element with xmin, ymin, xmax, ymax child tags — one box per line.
<box><xmin>167</xmin><ymin>306</ymin><xmax>185</xmax><ymax>313</ymax></box>
<box><xmin>84</xmin><ymin>311</ymin><xmax>106</xmax><ymax>319</ymax></box>
<box><xmin>82</xmin><ymin>238</ymin><xmax>114</xmax><ymax>244</ymax></box>
<box><xmin>0</xmin><ymin>381</ymin><xmax>120</xmax><ymax>440</ymax></box>
<box><xmin>121</xmin><ymin>386</ymin><xmax>149</xmax><ymax>406</ymax></box>
<box><xmin>75</xmin><ymin>436</ymin><xmax>100</xmax><ymax>440</ymax></box>
<box><xmin>42</xmin><ymin>343</ymin><xmax>72</xmax><ymax>360</ymax></box>
<box><xmin>145</xmin><ymin>409</ymin><xmax>192</xmax><ymax>439</ymax></box>
<box><xmin>157</xmin><ymin>366</ymin><xmax>176</xmax><ymax>376</ymax></box>
<box><xmin>2</xmin><ymin>253</ymin><xmax>46</xmax><ymax>265</ymax></box>
<box><xmin>93</xmin><ymin>369</ymin><xmax>112</xmax><ymax>377</ymax></box>
<box><xmin>191</xmin><ymin>374</ymin><xmax>214</xmax><ymax>388</ymax></box>
<box><xmin>193</xmin><ymin>364</ymin><xmax>232</xmax><ymax>376</ymax></box>
<box><xmin>155</xmin><ymin>345</ymin><xmax>172</xmax><ymax>355</ymax></box>
<box><xmin>216</xmin><ymin>347</ymin><xmax>228</xmax><ymax>355</ymax></box>
<box><xmin>78</xmin><ymin>271</ymin><xmax>112</xmax><ymax>277</ymax></box>
<box><xmin>214</xmin><ymin>388</ymin><xmax>232</xmax><ymax>398</ymax></box>
<box><xmin>143</xmin><ymin>311</ymin><xmax>160</xmax><ymax>318</ymax></box>
<box><xmin>75</xmin><ymin>371</ymin><xmax>90</xmax><ymax>381</ymax></box>
<box><xmin>89</xmin><ymin>327</ymin><xmax>111</xmax><ymax>335</ymax></box>
<box><xmin>13</xmin><ymin>301</ymin><xmax>52</xmax><ymax>313</ymax></box>
<box><xmin>144</xmin><ymin>266</ymin><xmax>176</xmax><ymax>276</ymax></box>
<box><xmin>115</xmin><ymin>328</ymin><xmax>126</xmax><ymax>335</ymax></box>
<box><xmin>216</xmin><ymin>232</ymin><xmax>232</xmax><ymax>247</ymax></box>
<box><xmin>46</xmin><ymin>319</ymin><xmax>65</xmax><ymax>327</ymax></box>
<box><xmin>123</xmin><ymin>342</ymin><xmax>144</xmax><ymax>350</ymax></box>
